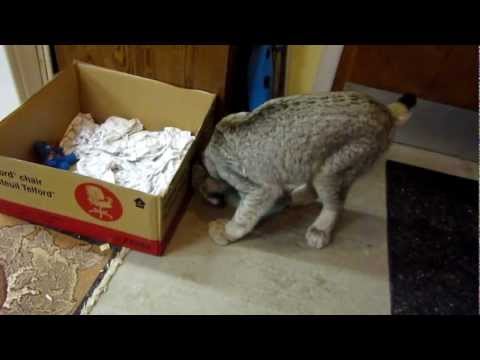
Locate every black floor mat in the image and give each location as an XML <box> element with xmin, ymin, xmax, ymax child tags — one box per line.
<box><xmin>386</xmin><ymin>160</ymin><xmax>479</xmax><ymax>315</ymax></box>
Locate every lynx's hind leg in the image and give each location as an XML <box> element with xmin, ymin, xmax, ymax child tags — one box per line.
<box><xmin>304</xmin><ymin>138</ymin><xmax>379</xmax><ymax>249</ymax></box>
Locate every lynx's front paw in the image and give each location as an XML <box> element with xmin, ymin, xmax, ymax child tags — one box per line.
<box><xmin>208</xmin><ymin>219</ymin><xmax>231</xmax><ymax>246</ymax></box>
<box><xmin>305</xmin><ymin>226</ymin><xmax>331</xmax><ymax>249</ymax></box>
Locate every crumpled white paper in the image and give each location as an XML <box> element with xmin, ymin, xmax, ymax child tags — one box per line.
<box><xmin>60</xmin><ymin>113</ymin><xmax>195</xmax><ymax>196</ymax></box>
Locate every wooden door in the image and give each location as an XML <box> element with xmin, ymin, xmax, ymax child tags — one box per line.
<box><xmin>333</xmin><ymin>46</ymin><xmax>478</xmax><ymax>110</ymax></box>
<box><xmin>54</xmin><ymin>45</ymin><xmax>233</xmax><ymax>116</ymax></box>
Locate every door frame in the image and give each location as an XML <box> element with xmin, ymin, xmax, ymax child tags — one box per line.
<box><xmin>5</xmin><ymin>45</ymin><xmax>54</xmax><ymax>102</ymax></box>
<box><xmin>312</xmin><ymin>45</ymin><xmax>344</xmax><ymax>92</ymax></box>
<box><xmin>331</xmin><ymin>45</ymin><xmax>357</xmax><ymax>91</ymax></box>
<box><xmin>284</xmin><ymin>45</ymin><xmax>345</xmax><ymax>94</ymax></box>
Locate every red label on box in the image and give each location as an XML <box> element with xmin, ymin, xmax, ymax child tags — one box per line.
<box><xmin>75</xmin><ymin>183</ymin><xmax>123</xmax><ymax>222</ymax></box>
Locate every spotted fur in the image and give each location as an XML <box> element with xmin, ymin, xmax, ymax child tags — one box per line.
<box><xmin>194</xmin><ymin>91</ymin><xmax>415</xmax><ymax>248</ymax></box>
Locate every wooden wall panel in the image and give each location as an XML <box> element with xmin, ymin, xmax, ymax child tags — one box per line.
<box><xmin>333</xmin><ymin>45</ymin><xmax>478</xmax><ymax>110</ymax></box>
<box><xmin>185</xmin><ymin>46</ymin><xmax>230</xmax><ymax>95</ymax></box>
<box><xmin>185</xmin><ymin>45</ymin><xmax>232</xmax><ymax>114</ymax></box>
<box><xmin>54</xmin><ymin>45</ymin><xmax>232</xmax><ymax>115</ymax></box>
<box><xmin>131</xmin><ymin>45</ymin><xmax>186</xmax><ymax>87</ymax></box>
<box><xmin>55</xmin><ymin>45</ymin><xmax>134</xmax><ymax>74</ymax></box>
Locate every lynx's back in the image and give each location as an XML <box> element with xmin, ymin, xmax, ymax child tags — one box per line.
<box><xmin>206</xmin><ymin>91</ymin><xmax>397</xmax><ymax>188</ymax></box>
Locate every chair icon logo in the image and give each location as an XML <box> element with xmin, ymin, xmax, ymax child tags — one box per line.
<box><xmin>75</xmin><ymin>183</ymin><xmax>123</xmax><ymax>221</ymax></box>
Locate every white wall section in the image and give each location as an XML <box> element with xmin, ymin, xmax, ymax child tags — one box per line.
<box><xmin>0</xmin><ymin>45</ymin><xmax>21</xmax><ymax>119</ymax></box>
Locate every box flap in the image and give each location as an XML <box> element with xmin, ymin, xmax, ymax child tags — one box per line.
<box><xmin>0</xmin><ymin>64</ymin><xmax>80</xmax><ymax>161</ymax></box>
<box><xmin>75</xmin><ymin>61</ymin><xmax>216</xmax><ymax>134</ymax></box>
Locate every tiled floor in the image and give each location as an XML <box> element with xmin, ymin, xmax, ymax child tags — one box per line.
<box><xmin>91</xmin><ymin>144</ymin><xmax>478</xmax><ymax>315</ymax></box>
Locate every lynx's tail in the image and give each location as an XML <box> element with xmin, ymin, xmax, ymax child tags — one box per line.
<box><xmin>388</xmin><ymin>93</ymin><xmax>417</xmax><ymax>127</ymax></box>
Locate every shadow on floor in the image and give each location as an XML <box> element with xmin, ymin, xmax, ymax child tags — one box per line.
<box><xmin>129</xmin><ymin>193</ymin><xmax>389</xmax><ymax>281</ymax></box>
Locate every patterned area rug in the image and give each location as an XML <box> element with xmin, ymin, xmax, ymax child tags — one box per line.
<box><xmin>0</xmin><ymin>213</ymin><xmax>128</xmax><ymax>315</ymax></box>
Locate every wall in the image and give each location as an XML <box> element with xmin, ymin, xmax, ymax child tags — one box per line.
<box><xmin>285</xmin><ymin>45</ymin><xmax>344</xmax><ymax>96</ymax></box>
<box><xmin>0</xmin><ymin>45</ymin><xmax>21</xmax><ymax>119</ymax></box>
<box><xmin>285</xmin><ymin>45</ymin><xmax>326</xmax><ymax>95</ymax></box>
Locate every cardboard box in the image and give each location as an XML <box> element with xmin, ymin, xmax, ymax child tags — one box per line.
<box><xmin>0</xmin><ymin>62</ymin><xmax>216</xmax><ymax>255</ymax></box>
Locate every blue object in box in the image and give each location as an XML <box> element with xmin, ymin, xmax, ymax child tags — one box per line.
<box><xmin>33</xmin><ymin>141</ymin><xmax>78</xmax><ymax>170</ymax></box>
<box><xmin>248</xmin><ymin>45</ymin><xmax>274</xmax><ymax>111</ymax></box>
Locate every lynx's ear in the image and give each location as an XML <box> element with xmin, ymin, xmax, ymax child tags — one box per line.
<box><xmin>192</xmin><ymin>162</ymin><xmax>208</xmax><ymax>192</ymax></box>
<box><xmin>204</xmin><ymin>177</ymin><xmax>230</xmax><ymax>195</ymax></box>
<box><xmin>200</xmin><ymin>178</ymin><xmax>229</xmax><ymax>208</ymax></box>
<box><xmin>192</xmin><ymin>161</ymin><xmax>230</xmax><ymax>207</ymax></box>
